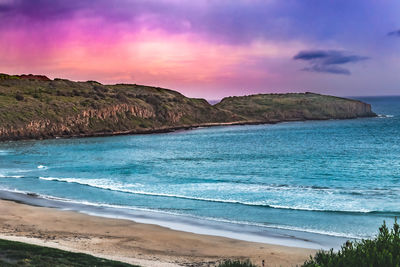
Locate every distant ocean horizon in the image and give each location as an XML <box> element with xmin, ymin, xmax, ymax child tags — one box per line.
<box><xmin>0</xmin><ymin>95</ymin><xmax>399</xmax><ymax>249</ymax></box>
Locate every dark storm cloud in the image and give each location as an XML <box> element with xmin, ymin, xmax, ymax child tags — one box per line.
<box><xmin>388</xmin><ymin>30</ymin><xmax>400</xmax><ymax>37</ymax></box>
<box><xmin>293</xmin><ymin>50</ymin><xmax>369</xmax><ymax>75</ymax></box>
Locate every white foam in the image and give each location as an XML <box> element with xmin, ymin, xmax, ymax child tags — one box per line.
<box><xmin>92</xmin><ymin>202</ymin><xmax>363</xmax><ymax>239</ymax></box>
<box><xmin>0</xmin><ymin>150</ymin><xmax>10</xmax><ymax>155</ymax></box>
<box><xmin>0</xmin><ymin>175</ymin><xmax>23</xmax><ymax>178</ymax></box>
<box><xmin>378</xmin><ymin>114</ymin><xmax>394</xmax><ymax>118</ymax></box>
<box><xmin>268</xmin><ymin>204</ymin><xmax>373</xmax><ymax>213</ymax></box>
<box><xmin>3</xmin><ymin>186</ymin><xmax>361</xmax><ymax>241</ymax></box>
<box><xmin>0</xmin><ymin>169</ymin><xmax>25</xmax><ymax>178</ymax></box>
<box><xmin>39</xmin><ymin>177</ymin><xmax>271</xmax><ymax>205</ymax></box>
<box><xmin>39</xmin><ymin>177</ymin><xmax>143</xmax><ymax>191</ymax></box>
<box><xmin>38</xmin><ymin>176</ymin><xmax>384</xmax><ymax>214</ymax></box>
<box><xmin>37</xmin><ymin>165</ymin><xmax>48</xmax><ymax>169</ymax></box>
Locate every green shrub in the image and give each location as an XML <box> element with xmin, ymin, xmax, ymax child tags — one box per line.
<box><xmin>302</xmin><ymin>219</ymin><xmax>400</xmax><ymax>267</ymax></box>
<box><xmin>15</xmin><ymin>92</ymin><xmax>24</xmax><ymax>101</ymax></box>
<box><xmin>218</xmin><ymin>259</ymin><xmax>257</xmax><ymax>267</ymax></box>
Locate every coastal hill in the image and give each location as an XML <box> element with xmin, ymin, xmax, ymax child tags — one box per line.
<box><xmin>0</xmin><ymin>73</ymin><xmax>376</xmax><ymax>141</ymax></box>
<box><xmin>216</xmin><ymin>93</ymin><xmax>375</xmax><ymax>122</ymax></box>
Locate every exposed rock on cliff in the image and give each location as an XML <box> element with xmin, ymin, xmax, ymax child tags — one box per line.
<box><xmin>0</xmin><ymin>74</ymin><xmax>376</xmax><ymax>141</ymax></box>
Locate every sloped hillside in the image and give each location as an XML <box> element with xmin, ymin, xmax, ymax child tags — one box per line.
<box><xmin>0</xmin><ymin>74</ymin><xmax>375</xmax><ymax>141</ymax></box>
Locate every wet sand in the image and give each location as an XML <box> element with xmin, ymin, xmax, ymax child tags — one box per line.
<box><xmin>0</xmin><ymin>199</ymin><xmax>315</xmax><ymax>266</ymax></box>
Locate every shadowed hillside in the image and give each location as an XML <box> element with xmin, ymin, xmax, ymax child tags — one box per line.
<box><xmin>0</xmin><ymin>74</ymin><xmax>375</xmax><ymax>141</ymax></box>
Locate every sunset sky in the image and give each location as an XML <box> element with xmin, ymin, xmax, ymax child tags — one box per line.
<box><xmin>1</xmin><ymin>0</ymin><xmax>399</xmax><ymax>99</ymax></box>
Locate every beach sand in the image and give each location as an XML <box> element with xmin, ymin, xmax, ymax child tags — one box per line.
<box><xmin>0</xmin><ymin>199</ymin><xmax>315</xmax><ymax>266</ymax></box>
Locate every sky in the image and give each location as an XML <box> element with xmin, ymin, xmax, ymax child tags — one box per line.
<box><xmin>0</xmin><ymin>0</ymin><xmax>399</xmax><ymax>99</ymax></box>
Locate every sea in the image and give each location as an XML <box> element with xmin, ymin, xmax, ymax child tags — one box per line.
<box><xmin>0</xmin><ymin>96</ymin><xmax>399</xmax><ymax>249</ymax></box>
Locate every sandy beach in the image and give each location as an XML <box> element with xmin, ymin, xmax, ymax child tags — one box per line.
<box><xmin>0</xmin><ymin>199</ymin><xmax>315</xmax><ymax>266</ymax></box>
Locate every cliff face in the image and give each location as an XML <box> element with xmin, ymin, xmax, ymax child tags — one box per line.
<box><xmin>0</xmin><ymin>103</ymin><xmax>156</xmax><ymax>139</ymax></box>
<box><xmin>0</xmin><ymin>74</ymin><xmax>240</xmax><ymax>140</ymax></box>
<box><xmin>0</xmin><ymin>74</ymin><xmax>376</xmax><ymax>141</ymax></box>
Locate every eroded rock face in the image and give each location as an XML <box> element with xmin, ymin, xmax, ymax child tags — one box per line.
<box><xmin>0</xmin><ymin>104</ymin><xmax>156</xmax><ymax>140</ymax></box>
<box><xmin>0</xmin><ymin>75</ymin><xmax>376</xmax><ymax>141</ymax></box>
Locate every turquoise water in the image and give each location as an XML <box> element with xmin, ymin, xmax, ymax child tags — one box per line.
<box><xmin>0</xmin><ymin>96</ymin><xmax>399</xmax><ymax>243</ymax></box>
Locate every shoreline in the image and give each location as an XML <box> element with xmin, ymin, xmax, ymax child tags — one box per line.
<box><xmin>0</xmin><ymin>115</ymin><xmax>376</xmax><ymax>142</ymax></box>
<box><xmin>0</xmin><ymin>198</ymin><xmax>317</xmax><ymax>267</ymax></box>
<box><xmin>0</xmin><ymin>189</ymin><xmax>348</xmax><ymax>250</ymax></box>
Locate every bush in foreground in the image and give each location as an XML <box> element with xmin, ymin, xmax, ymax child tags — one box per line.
<box><xmin>302</xmin><ymin>220</ymin><xmax>400</xmax><ymax>267</ymax></box>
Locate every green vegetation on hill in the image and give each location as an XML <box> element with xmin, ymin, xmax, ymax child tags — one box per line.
<box><xmin>0</xmin><ymin>74</ymin><xmax>238</xmax><ymax>140</ymax></box>
<box><xmin>0</xmin><ymin>73</ymin><xmax>375</xmax><ymax>141</ymax></box>
<box><xmin>0</xmin><ymin>239</ymin><xmax>134</xmax><ymax>266</ymax></box>
<box><xmin>216</xmin><ymin>92</ymin><xmax>375</xmax><ymax>122</ymax></box>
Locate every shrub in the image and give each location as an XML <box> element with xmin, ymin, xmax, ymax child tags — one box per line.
<box><xmin>302</xmin><ymin>219</ymin><xmax>400</xmax><ymax>267</ymax></box>
<box><xmin>72</xmin><ymin>89</ymin><xmax>81</xmax><ymax>96</ymax></box>
<box><xmin>218</xmin><ymin>259</ymin><xmax>257</xmax><ymax>267</ymax></box>
<box><xmin>145</xmin><ymin>95</ymin><xmax>162</xmax><ymax>106</ymax></box>
<box><xmin>96</xmin><ymin>91</ymin><xmax>106</xmax><ymax>98</ymax></box>
<box><xmin>15</xmin><ymin>92</ymin><xmax>24</xmax><ymax>101</ymax></box>
<box><xmin>116</xmin><ymin>91</ymin><xmax>129</xmax><ymax>102</ymax></box>
<box><xmin>93</xmin><ymin>84</ymin><xmax>107</xmax><ymax>92</ymax></box>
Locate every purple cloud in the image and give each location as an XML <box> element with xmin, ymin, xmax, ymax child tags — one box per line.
<box><xmin>1</xmin><ymin>0</ymin><xmax>398</xmax><ymax>46</ymax></box>
<box><xmin>388</xmin><ymin>30</ymin><xmax>400</xmax><ymax>37</ymax></box>
<box><xmin>293</xmin><ymin>50</ymin><xmax>369</xmax><ymax>75</ymax></box>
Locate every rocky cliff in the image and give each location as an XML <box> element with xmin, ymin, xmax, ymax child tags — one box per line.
<box><xmin>0</xmin><ymin>74</ymin><xmax>376</xmax><ymax>141</ymax></box>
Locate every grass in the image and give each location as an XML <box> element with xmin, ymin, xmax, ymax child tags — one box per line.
<box><xmin>0</xmin><ymin>239</ymin><xmax>135</xmax><ymax>267</ymax></box>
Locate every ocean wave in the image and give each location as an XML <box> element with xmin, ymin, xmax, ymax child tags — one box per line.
<box><xmin>0</xmin><ymin>187</ymin><xmax>366</xmax><ymax>239</ymax></box>
<box><xmin>37</xmin><ymin>165</ymin><xmax>48</xmax><ymax>170</ymax></box>
<box><xmin>0</xmin><ymin>150</ymin><xmax>10</xmax><ymax>155</ymax></box>
<box><xmin>0</xmin><ymin>167</ymin><xmax>35</xmax><ymax>178</ymax></box>
<box><xmin>37</xmin><ymin>176</ymin><xmax>400</xmax><ymax>215</ymax></box>
<box><xmin>39</xmin><ymin>177</ymin><xmax>143</xmax><ymax>189</ymax></box>
<box><xmin>38</xmin><ymin>175</ymin><xmax>398</xmax><ymax>196</ymax></box>
<box><xmin>377</xmin><ymin>114</ymin><xmax>395</xmax><ymax>118</ymax></box>
<box><xmin>267</xmin><ymin>204</ymin><xmax>374</xmax><ymax>214</ymax></box>
<box><xmin>0</xmin><ymin>168</ymin><xmax>35</xmax><ymax>180</ymax></box>
<box><xmin>0</xmin><ymin>175</ymin><xmax>23</xmax><ymax>178</ymax></box>
<box><xmin>0</xmin><ymin>170</ymin><xmax>25</xmax><ymax>178</ymax></box>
